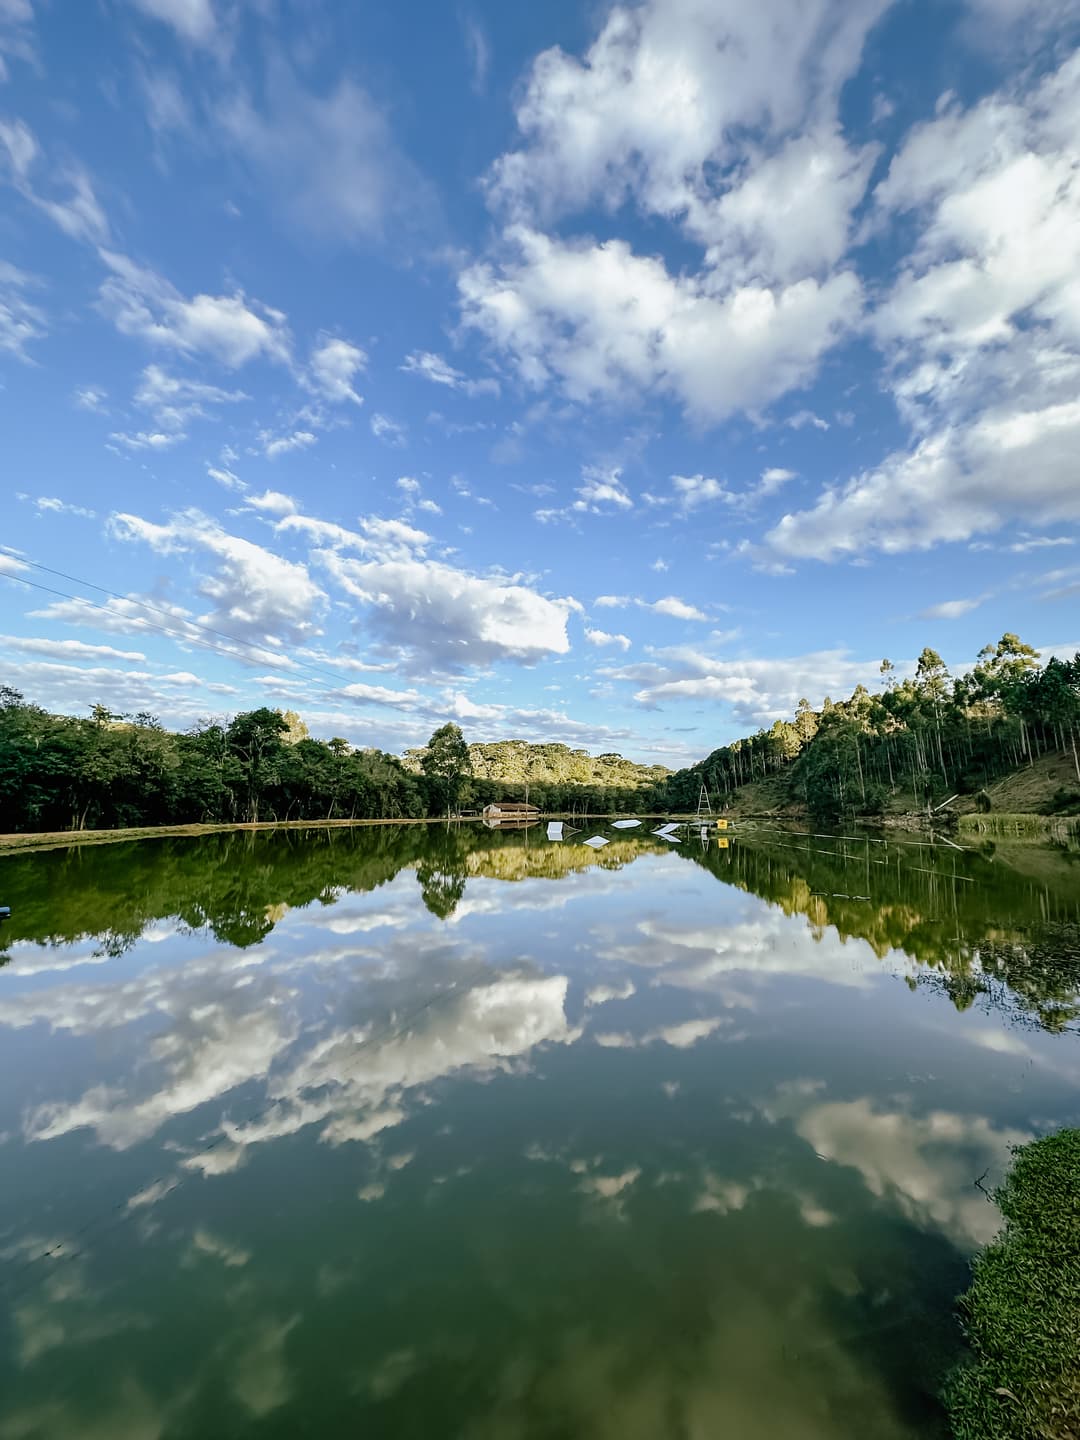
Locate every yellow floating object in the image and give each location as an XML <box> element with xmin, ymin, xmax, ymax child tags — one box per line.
<box><xmin>717</xmin><ymin>838</ymin><xmax>729</xmax><ymax>849</ymax></box>
<box><xmin>715</xmin><ymin>819</ymin><xmax>728</xmax><ymax>831</ymax></box>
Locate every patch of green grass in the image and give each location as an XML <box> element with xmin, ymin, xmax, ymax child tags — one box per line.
<box><xmin>945</xmin><ymin>1129</ymin><xmax>1080</xmax><ymax>1439</ymax></box>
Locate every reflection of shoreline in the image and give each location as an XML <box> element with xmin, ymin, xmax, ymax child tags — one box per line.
<box><xmin>4</xmin><ymin>824</ymin><xmax>1079</xmax><ymax>1029</ymax></box>
<box><xmin>0</xmin><ymin>828</ymin><xmax>671</xmax><ymax>958</ymax></box>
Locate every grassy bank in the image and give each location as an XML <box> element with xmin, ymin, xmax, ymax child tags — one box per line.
<box><xmin>945</xmin><ymin>1129</ymin><xmax>1080</xmax><ymax>1439</ymax></box>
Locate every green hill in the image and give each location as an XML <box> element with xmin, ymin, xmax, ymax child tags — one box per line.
<box><xmin>403</xmin><ymin>740</ymin><xmax>668</xmax><ymax>790</ymax></box>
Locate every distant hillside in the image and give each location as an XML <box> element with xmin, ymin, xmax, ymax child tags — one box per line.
<box><xmin>403</xmin><ymin>740</ymin><xmax>669</xmax><ymax>791</ymax></box>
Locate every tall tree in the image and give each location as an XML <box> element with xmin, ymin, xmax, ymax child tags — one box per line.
<box><xmin>420</xmin><ymin>723</ymin><xmax>472</xmax><ymax>816</ymax></box>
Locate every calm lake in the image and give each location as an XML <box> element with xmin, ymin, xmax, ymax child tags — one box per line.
<box><xmin>1</xmin><ymin>823</ymin><xmax>1078</xmax><ymax>1438</ymax></box>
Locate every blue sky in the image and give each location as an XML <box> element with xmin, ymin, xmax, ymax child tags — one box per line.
<box><xmin>1</xmin><ymin>0</ymin><xmax>1078</xmax><ymax>766</ymax></box>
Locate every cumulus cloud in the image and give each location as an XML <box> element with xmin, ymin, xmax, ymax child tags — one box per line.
<box><xmin>770</xmin><ymin>51</ymin><xmax>1080</xmax><ymax>560</ymax></box>
<box><xmin>485</xmin><ymin>0</ymin><xmax>888</xmax><ymax>233</ymax></box>
<box><xmin>244</xmin><ymin>490</ymin><xmax>297</xmax><ymax>516</ymax></box>
<box><xmin>646</xmin><ymin>596</ymin><xmax>707</xmax><ymax>622</ymax></box>
<box><xmin>258</xmin><ymin>428</ymin><xmax>317</xmax><ymax>460</ymax></box>
<box><xmin>306</xmin><ymin>334</ymin><xmax>366</xmax><ymax>405</ymax></box>
<box><xmin>584</xmin><ymin>628</ymin><xmax>631</xmax><ymax>651</ymax></box>
<box><xmin>109</xmin><ymin>508</ymin><xmax>325</xmax><ymax>644</ymax></box>
<box><xmin>460</xmin><ymin>226</ymin><xmax>860</xmax><ymax>425</ymax></box>
<box><xmin>456</xmin><ymin>0</ymin><xmax>892</xmax><ymax>422</ymax></box>
<box><xmin>98</xmin><ymin>251</ymin><xmax>291</xmax><ymax>369</ymax></box>
<box><xmin>317</xmin><ymin>548</ymin><xmax>575</xmax><ymax>674</ymax></box>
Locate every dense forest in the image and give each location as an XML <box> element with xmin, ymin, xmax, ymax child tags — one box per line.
<box><xmin>0</xmin><ymin>694</ymin><xmax>651</xmax><ymax>832</ymax></box>
<box><xmin>2</xmin><ymin>635</ymin><xmax>1078</xmax><ymax>834</ymax></box>
<box><xmin>659</xmin><ymin>636</ymin><xmax>1080</xmax><ymax>821</ymax></box>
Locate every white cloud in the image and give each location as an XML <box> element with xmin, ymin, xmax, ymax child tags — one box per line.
<box><xmin>400</xmin><ymin>350</ymin><xmax>500</xmax><ymax>398</ymax></box>
<box><xmin>2</xmin><ymin>635</ymin><xmax>147</xmax><ymax>663</ymax></box>
<box><xmin>109</xmin><ymin>508</ymin><xmax>326</xmax><ymax>644</ymax></box>
<box><xmin>584</xmin><ymin>628</ymin><xmax>631</xmax><ymax>651</ymax></box>
<box><xmin>458</xmin><ymin>0</ymin><xmax>889</xmax><ymax>423</ymax></box>
<box><xmin>460</xmin><ymin>225</ymin><xmax>860</xmax><ymax>425</ymax></box>
<box><xmin>316</xmin><ymin>548</ymin><xmax>575</xmax><ymax>673</ymax></box>
<box><xmin>574</xmin><ymin>463</ymin><xmax>632</xmax><ymax>512</ymax></box>
<box><xmin>258</xmin><ymin>429</ymin><xmax>317</xmax><ymax>460</ymax></box>
<box><xmin>28</xmin><ymin>496</ymin><xmax>96</xmax><ymax>519</ymax></box>
<box><xmin>207</xmin><ymin>463</ymin><xmax>243</xmax><ymax>491</ymax></box>
<box><xmin>784</xmin><ymin>409</ymin><xmax>830</xmax><ymax>431</ymax></box>
<box><xmin>73</xmin><ymin>385</ymin><xmax>107</xmax><ymax>412</ymax></box>
<box><xmin>759</xmin><ymin>467</ymin><xmax>797</xmax><ymax>495</ymax></box>
<box><xmin>602</xmin><ymin>645</ymin><xmax>903</xmax><ymax>722</ymax></box>
<box><xmin>771</xmin><ymin>52</ymin><xmax>1080</xmax><ymax>560</ymax></box>
<box><xmin>486</xmin><ymin>0</ymin><xmax>888</xmax><ymax>233</ymax></box>
<box><xmin>98</xmin><ymin>251</ymin><xmax>291</xmax><ymax>369</ymax></box>
<box><xmin>370</xmin><ymin>412</ymin><xmax>406</xmax><ymax>447</ymax></box>
<box><xmin>594</xmin><ymin>594</ymin><xmax>629</xmax><ymax>608</ymax></box>
<box><xmin>307</xmin><ymin>334</ymin><xmax>365</xmax><ymax>405</ymax></box>
<box><xmin>128</xmin><ymin>0</ymin><xmax>217</xmax><ymax>46</ymax></box>
<box><xmin>646</xmin><ymin>596</ymin><xmax>706</xmax><ymax>622</ymax></box>
<box><xmin>218</xmin><ymin>75</ymin><xmax>434</xmax><ymax>245</ymax></box>
<box><xmin>134</xmin><ymin>364</ymin><xmax>247</xmax><ymax>431</ymax></box>
<box><xmin>462</xmin><ymin>12</ymin><xmax>490</xmax><ymax>94</ymax></box>
<box><xmin>0</xmin><ymin>117</ymin><xmax>109</xmax><ymax>245</ymax></box>
<box><xmin>919</xmin><ymin>596</ymin><xmax>986</xmax><ymax>620</ymax></box>
<box><xmin>0</xmin><ymin>257</ymin><xmax>45</xmax><ymax>360</ymax></box>
<box><xmin>244</xmin><ymin>490</ymin><xmax>297</xmax><ymax>516</ymax></box>
<box><xmin>671</xmin><ymin>474</ymin><xmax>733</xmax><ymax>510</ymax></box>
<box><xmin>109</xmin><ymin>428</ymin><xmax>186</xmax><ymax>451</ymax></box>
<box><xmin>0</xmin><ymin>0</ymin><xmax>35</xmax><ymax>78</ymax></box>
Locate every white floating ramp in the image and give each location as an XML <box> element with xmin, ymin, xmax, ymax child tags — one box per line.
<box><xmin>612</xmin><ymin>819</ymin><xmax>641</xmax><ymax>829</ymax></box>
<box><xmin>547</xmin><ymin>821</ymin><xmax>564</xmax><ymax>840</ymax></box>
<box><xmin>582</xmin><ymin>835</ymin><xmax>610</xmax><ymax>848</ymax></box>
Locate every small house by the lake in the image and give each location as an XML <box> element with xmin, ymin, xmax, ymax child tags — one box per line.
<box><xmin>482</xmin><ymin>801</ymin><xmax>541</xmax><ymax>829</ymax></box>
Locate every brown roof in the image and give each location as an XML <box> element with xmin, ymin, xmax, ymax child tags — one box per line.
<box><xmin>484</xmin><ymin>801</ymin><xmax>540</xmax><ymax>813</ymax></box>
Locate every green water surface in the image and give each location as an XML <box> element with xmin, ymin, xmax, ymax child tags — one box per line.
<box><xmin>1</xmin><ymin>822</ymin><xmax>1078</xmax><ymax>1438</ymax></box>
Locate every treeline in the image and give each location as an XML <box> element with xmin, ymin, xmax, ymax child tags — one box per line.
<box><xmin>656</xmin><ymin>637</ymin><xmax>1080</xmax><ymax>821</ymax></box>
<box><xmin>0</xmin><ymin>695</ymin><xmax>646</xmax><ymax>834</ymax></box>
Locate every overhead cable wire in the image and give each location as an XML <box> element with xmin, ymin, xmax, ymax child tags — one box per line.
<box><xmin>2</xmin><ymin>572</ymin><xmax>356</xmax><ymax>709</ymax></box>
<box><xmin>0</xmin><ymin>548</ymin><xmax>372</xmax><ymax>696</ymax></box>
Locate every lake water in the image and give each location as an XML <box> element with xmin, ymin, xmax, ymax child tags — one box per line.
<box><xmin>1</xmin><ymin>823</ymin><xmax>1078</xmax><ymax>1438</ymax></box>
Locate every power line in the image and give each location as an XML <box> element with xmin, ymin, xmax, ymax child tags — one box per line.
<box><xmin>2</xmin><ymin>544</ymin><xmax>371</xmax><ymax>691</ymax></box>
<box><xmin>1</xmin><ymin>572</ymin><xmax>354</xmax><ymax>711</ymax></box>
<box><xmin>0</xmin><ymin>564</ymin><xmax>379</xmax><ymax>715</ymax></box>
